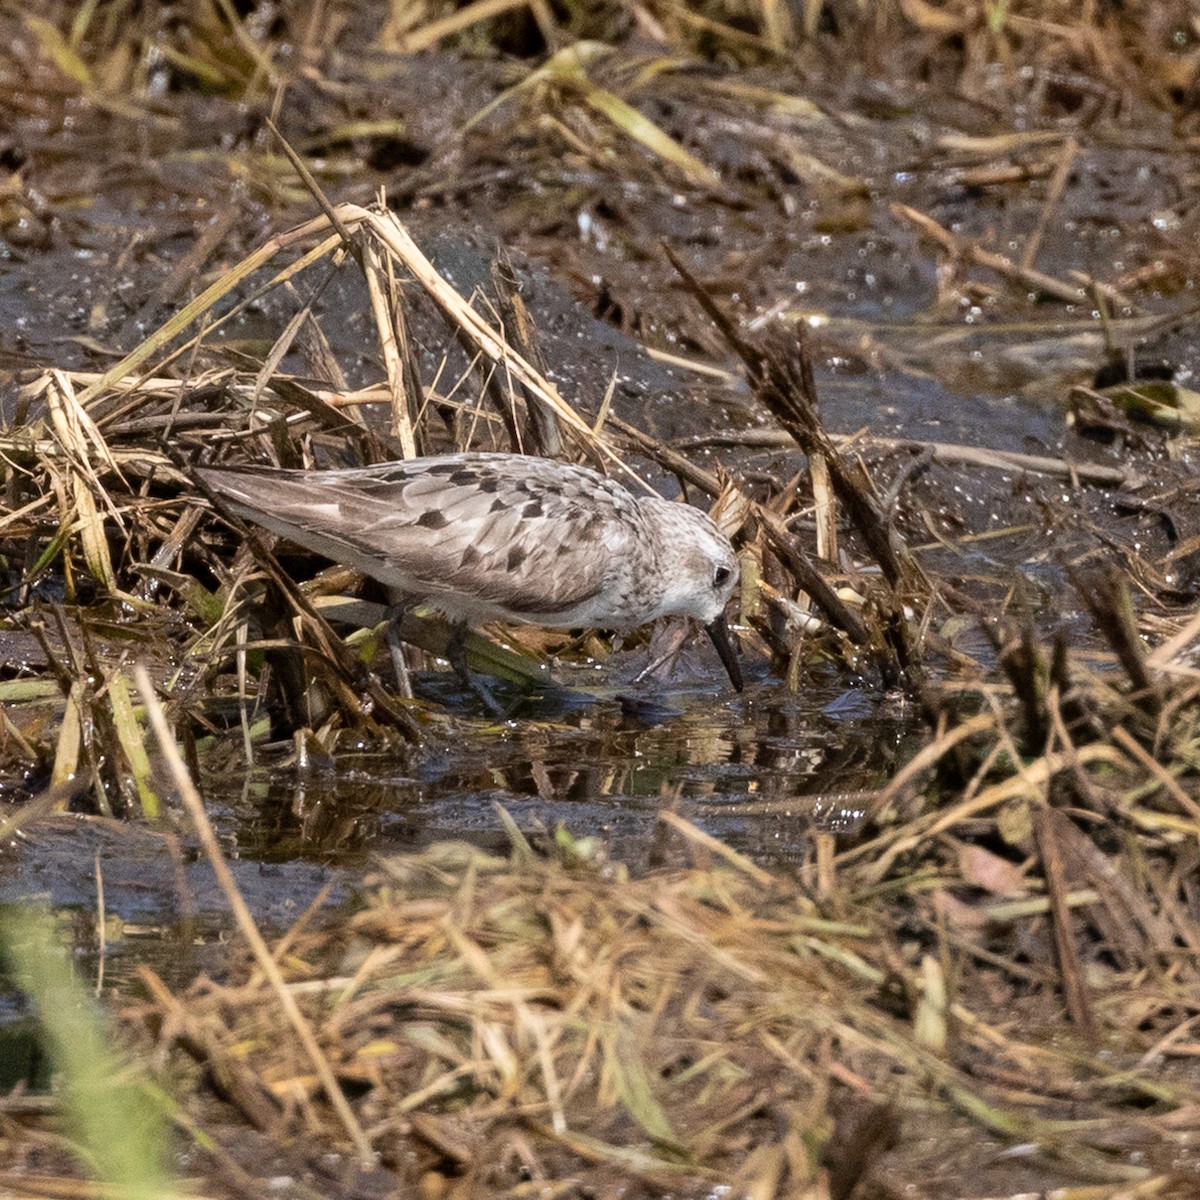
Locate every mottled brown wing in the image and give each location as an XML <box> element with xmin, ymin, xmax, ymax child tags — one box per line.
<box><xmin>196</xmin><ymin>458</ymin><xmax>642</xmax><ymax>619</ymax></box>
<box><xmin>342</xmin><ymin>459</ymin><xmax>645</xmax><ymax>616</ymax></box>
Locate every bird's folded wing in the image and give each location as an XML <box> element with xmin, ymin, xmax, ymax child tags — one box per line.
<box><xmin>198</xmin><ymin>466</ymin><xmax>641</xmax><ymax>617</ymax></box>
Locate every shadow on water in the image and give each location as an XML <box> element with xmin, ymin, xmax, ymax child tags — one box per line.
<box><xmin>223</xmin><ymin>668</ymin><xmax>917</xmax><ymax>871</ymax></box>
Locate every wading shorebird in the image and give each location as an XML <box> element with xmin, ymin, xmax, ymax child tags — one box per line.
<box><xmin>196</xmin><ymin>452</ymin><xmax>742</xmax><ymax>700</ymax></box>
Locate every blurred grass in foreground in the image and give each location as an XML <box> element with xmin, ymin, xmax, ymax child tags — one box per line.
<box><xmin>2</xmin><ymin>907</ymin><xmax>174</xmax><ymax>1200</ymax></box>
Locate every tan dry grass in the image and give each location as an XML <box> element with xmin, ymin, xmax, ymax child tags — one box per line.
<box><xmin>126</xmin><ymin>786</ymin><xmax>1200</xmax><ymax>1195</ymax></box>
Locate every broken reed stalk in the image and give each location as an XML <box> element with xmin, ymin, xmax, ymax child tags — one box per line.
<box><xmin>1071</xmin><ymin>563</ymin><xmax>1161</xmax><ymax>715</ymax></box>
<box><xmin>983</xmin><ymin>617</ymin><xmax>1053</xmax><ymax>755</ymax></box>
<box><xmin>665</xmin><ymin>246</ymin><xmax>924</xmax><ymax>683</ymax></box>
<box><xmin>606</xmin><ymin>411</ymin><xmax>871</xmax><ymax>646</ymax></box>
<box><xmin>491</xmin><ymin>248</ymin><xmax>563</xmax><ymax>457</ymax></box>
<box><xmin>1034</xmin><ymin>806</ymin><xmax>1097</xmax><ymax>1040</ymax></box>
<box><xmin>361</xmin><ymin>236</ymin><xmax>422</xmax><ymax>459</ymax></box>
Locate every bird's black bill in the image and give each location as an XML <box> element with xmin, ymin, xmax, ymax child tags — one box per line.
<box><xmin>705</xmin><ymin>617</ymin><xmax>743</xmax><ymax>692</ymax></box>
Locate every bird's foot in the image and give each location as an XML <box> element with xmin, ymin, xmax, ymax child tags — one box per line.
<box><xmin>446</xmin><ymin>626</ymin><xmax>510</xmax><ymax>717</ymax></box>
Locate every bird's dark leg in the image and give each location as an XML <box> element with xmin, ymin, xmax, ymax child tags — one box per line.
<box><xmin>633</xmin><ymin>621</ymin><xmax>690</xmax><ymax>685</ymax></box>
<box><xmin>446</xmin><ymin>625</ymin><xmax>506</xmax><ymax>716</ymax></box>
<box><xmin>383</xmin><ymin>602</ymin><xmax>413</xmax><ymax>699</ymax></box>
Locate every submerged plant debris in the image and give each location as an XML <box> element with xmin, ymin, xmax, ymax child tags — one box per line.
<box><xmin>3</xmin><ymin>1</ymin><xmax>1200</xmax><ymax>1197</ymax></box>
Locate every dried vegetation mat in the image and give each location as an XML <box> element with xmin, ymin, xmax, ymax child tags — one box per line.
<box><xmin>2</xmin><ymin>206</ymin><xmax>1200</xmax><ymax>1197</ymax></box>
<box><xmin>125</xmin><ymin>698</ymin><xmax>1200</xmax><ymax>1199</ymax></box>
<box><xmin>5</xmin><ymin>1</ymin><xmax>1200</xmax><ymax>1196</ymax></box>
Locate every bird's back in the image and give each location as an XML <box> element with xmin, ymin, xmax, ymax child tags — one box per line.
<box><xmin>196</xmin><ymin>453</ymin><xmax>661</xmax><ymax>627</ymax></box>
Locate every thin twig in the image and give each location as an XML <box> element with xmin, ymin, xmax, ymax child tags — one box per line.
<box><xmin>133</xmin><ymin>664</ymin><xmax>377</xmax><ymax>1168</ymax></box>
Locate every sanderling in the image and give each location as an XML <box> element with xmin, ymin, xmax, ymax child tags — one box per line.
<box><xmin>195</xmin><ymin>452</ymin><xmax>743</xmax><ymax>692</ymax></box>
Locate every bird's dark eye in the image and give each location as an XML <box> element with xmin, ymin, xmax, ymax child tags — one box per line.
<box><xmin>713</xmin><ymin>566</ymin><xmax>732</xmax><ymax>588</ymax></box>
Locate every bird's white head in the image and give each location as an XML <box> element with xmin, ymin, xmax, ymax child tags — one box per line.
<box><xmin>644</xmin><ymin>498</ymin><xmax>743</xmax><ymax>690</ymax></box>
<box><xmin>645</xmin><ymin>500</ymin><xmax>740</xmax><ymax>624</ymax></box>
